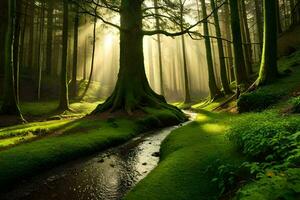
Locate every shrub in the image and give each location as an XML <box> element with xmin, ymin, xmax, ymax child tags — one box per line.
<box><xmin>291</xmin><ymin>97</ymin><xmax>300</xmax><ymax>113</ymax></box>
<box><xmin>237</xmin><ymin>91</ymin><xmax>280</xmax><ymax>113</ymax></box>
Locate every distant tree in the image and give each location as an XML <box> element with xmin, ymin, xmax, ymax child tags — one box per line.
<box><xmin>210</xmin><ymin>0</ymin><xmax>231</xmax><ymax>95</ymax></box>
<box><xmin>46</xmin><ymin>0</ymin><xmax>54</xmax><ymax>75</ymax></box>
<box><xmin>256</xmin><ymin>0</ymin><xmax>278</xmax><ymax>86</ymax></box>
<box><xmin>71</xmin><ymin>4</ymin><xmax>79</xmax><ymax>97</ymax></box>
<box><xmin>58</xmin><ymin>0</ymin><xmax>70</xmax><ymax>111</ymax></box>
<box><xmin>200</xmin><ymin>0</ymin><xmax>221</xmax><ymax>100</ymax></box>
<box><xmin>254</xmin><ymin>0</ymin><xmax>263</xmax><ymax>54</ymax></box>
<box><xmin>0</xmin><ymin>0</ymin><xmax>24</xmax><ymax>120</ymax></box>
<box><xmin>229</xmin><ymin>0</ymin><xmax>248</xmax><ymax>95</ymax></box>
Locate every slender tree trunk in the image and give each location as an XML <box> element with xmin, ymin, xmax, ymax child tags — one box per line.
<box><xmin>37</xmin><ymin>1</ymin><xmax>45</xmax><ymax>100</ymax></box>
<box><xmin>58</xmin><ymin>0</ymin><xmax>69</xmax><ymax>110</ymax></box>
<box><xmin>180</xmin><ymin>1</ymin><xmax>191</xmax><ymax>103</ymax></box>
<box><xmin>0</xmin><ymin>0</ymin><xmax>23</xmax><ymax>119</ymax></box>
<box><xmin>200</xmin><ymin>0</ymin><xmax>221</xmax><ymax>100</ymax></box>
<box><xmin>92</xmin><ymin>0</ymin><xmax>185</xmax><ymax>121</ymax></box>
<box><xmin>19</xmin><ymin>2</ymin><xmax>28</xmax><ymax>72</ymax></box>
<box><xmin>276</xmin><ymin>0</ymin><xmax>283</xmax><ymax>34</ymax></box>
<box><xmin>256</xmin><ymin>0</ymin><xmax>278</xmax><ymax>86</ymax></box>
<box><xmin>154</xmin><ymin>0</ymin><xmax>164</xmax><ymax>96</ymax></box>
<box><xmin>71</xmin><ymin>5</ymin><xmax>79</xmax><ymax>97</ymax></box>
<box><xmin>13</xmin><ymin>2</ymin><xmax>21</xmax><ymax>104</ymax></box>
<box><xmin>229</xmin><ymin>0</ymin><xmax>248</xmax><ymax>94</ymax></box>
<box><xmin>82</xmin><ymin>14</ymin><xmax>97</xmax><ymax>98</ymax></box>
<box><xmin>240</xmin><ymin>0</ymin><xmax>253</xmax><ymax>74</ymax></box>
<box><xmin>27</xmin><ymin>0</ymin><xmax>35</xmax><ymax>71</ymax></box>
<box><xmin>223</xmin><ymin>2</ymin><xmax>235</xmax><ymax>82</ymax></box>
<box><xmin>83</xmin><ymin>15</ymin><xmax>87</xmax><ymax>80</ymax></box>
<box><xmin>211</xmin><ymin>0</ymin><xmax>231</xmax><ymax>94</ymax></box>
<box><xmin>254</xmin><ymin>0</ymin><xmax>263</xmax><ymax>55</ymax></box>
<box><xmin>46</xmin><ymin>0</ymin><xmax>54</xmax><ymax>75</ymax></box>
<box><xmin>290</xmin><ymin>0</ymin><xmax>296</xmax><ymax>26</ymax></box>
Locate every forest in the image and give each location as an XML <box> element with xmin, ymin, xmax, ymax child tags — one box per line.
<box><xmin>0</xmin><ymin>0</ymin><xmax>300</xmax><ymax>199</ymax></box>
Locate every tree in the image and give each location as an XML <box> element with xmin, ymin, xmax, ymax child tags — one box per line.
<box><xmin>58</xmin><ymin>0</ymin><xmax>70</xmax><ymax>111</ymax></box>
<box><xmin>254</xmin><ymin>0</ymin><xmax>263</xmax><ymax>54</ymax></box>
<box><xmin>200</xmin><ymin>0</ymin><xmax>221</xmax><ymax>100</ymax></box>
<box><xmin>46</xmin><ymin>0</ymin><xmax>54</xmax><ymax>75</ymax></box>
<box><xmin>71</xmin><ymin>4</ymin><xmax>79</xmax><ymax>97</ymax></box>
<box><xmin>154</xmin><ymin>0</ymin><xmax>164</xmax><ymax>96</ymax></box>
<box><xmin>210</xmin><ymin>0</ymin><xmax>231</xmax><ymax>95</ymax></box>
<box><xmin>229</xmin><ymin>0</ymin><xmax>248</xmax><ymax>95</ymax></box>
<box><xmin>0</xmin><ymin>0</ymin><xmax>23</xmax><ymax>120</ymax></box>
<box><xmin>256</xmin><ymin>0</ymin><xmax>278</xmax><ymax>86</ymax></box>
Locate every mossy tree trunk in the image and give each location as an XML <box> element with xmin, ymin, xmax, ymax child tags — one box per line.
<box><xmin>0</xmin><ymin>0</ymin><xmax>23</xmax><ymax>119</ymax></box>
<box><xmin>200</xmin><ymin>0</ymin><xmax>221</xmax><ymax>100</ymax></box>
<box><xmin>256</xmin><ymin>0</ymin><xmax>278</xmax><ymax>86</ymax></box>
<box><xmin>210</xmin><ymin>0</ymin><xmax>231</xmax><ymax>95</ymax></box>
<box><xmin>92</xmin><ymin>0</ymin><xmax>185</xmax><ymax>120</ymax></box>
<box><xmin>229</xmin><ymin>0</ymin><xmax>248</xmax><ymax>94</ymax></box>
<box><xmin>58</xmin><ymin>0</ymin><xmax>69</xmax><ymax>111</ymax></box>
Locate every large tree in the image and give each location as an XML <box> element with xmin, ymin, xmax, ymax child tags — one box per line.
<box><xmin>75</xmin><ymin>0</ymin><xmax>211</xmax><ymax>118</ymax></box>
<box><xmin>256</xmin><ymin>0</ymin><xmax>278</xmax><ymax>86</ymax></box>
<box><xmin>0</xmin><ymin>0</ymin><xmax>23</xmax><ymax>120</ymax></box>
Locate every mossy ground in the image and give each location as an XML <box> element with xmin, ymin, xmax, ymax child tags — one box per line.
<box><xmin>0</xmin><ymin>100</ymin><xmax>185</xmax><ymax>192</ymax></box>
<box><xmin>125</xmin><ymin>52</ymin><xmax>300</xmax><ymax>200</ymax></box>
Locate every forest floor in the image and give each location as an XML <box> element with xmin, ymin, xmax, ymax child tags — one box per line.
<box><xmin>0</xmin><ymin>100</ymin><xmax>185</xmax><ymax>192</ymax></box>
<box><xmin>125</xmin><ymin>51</ymin><xmax>300</xmax><ymax>200</ymax></box>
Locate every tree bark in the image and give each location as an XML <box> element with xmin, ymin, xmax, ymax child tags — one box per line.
<box><xmin>229</xmin><ymin>0</ymin><xmax>248</xmax><ymax>94</ymax></box>
<box><xmin>200</xmin><ymin>0</ymin><xmax>221</xmax><ymax>100</ymax></box>
<box><xmin>254</xmin><ymin>0</ymin><xmax>263</xmax><ymax>54</ymax></box>
<box><xmin>71</xmin><ymin>5</ymin><xmax>79</xmax><ymax>97</ymax></box>
<box><xmin>211</xmin><ymin>0</ymin><xmax>231</xmax><ymax>95</ymax></box>
<box><xmin>0</xmin><ymin>0</ymin><xmax>23</xmax><ymax>119</ymax></box>
<box><xmin>256</xmin><ymin>0</ymin><xmax>278</xmax><ymax>86</ymax></box>
<box><xmin>276</xmin><ymin>0</ymin><xmax>283</xmax><ymax>34</ymax></box>
<box><xmin>154</xmin><ymin>0</ymin><xmax>164</xmax><ymax>96</ymax></box>
<box><xmin>27</xmin><ymin>0</ymin><xmax>35</xmax><ymax>71</ymax></box>
<box><xmin>58</xmin><ymin>0</ymin><xmax>69</xmax><ymax>110</ymax></box>
<box><xmin>46</xmin><ymin>0</ymin><xmax>54</xmax><ymax>75</ymax></box>
<box><xmin>92</xmin><ymin>0</ymin><xmax>185</xmax><ymax>121</ymax></box>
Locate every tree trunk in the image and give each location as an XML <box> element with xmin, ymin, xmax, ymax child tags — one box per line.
<box><xmin>46</xmin><ymin>0</ymin><xmax>54</xmax><ymax>75</ymax></box>
<box><xmin>254</xmin><ymin>0</ymin><xmax>263</xmax><ymax>55</ymax></box>
<box><xmin>240</xmin><ymin>0</ymin><xmax>253</xmax><ymax>74</ymax></box>
<box><xmin>58</xmin><ymin>0</ymin><xmax>69</xmax><ymax>110</ymax></box>
<box><xmin>180</xmin><ymin>1</ymin><xmax>191</xmax><ymax>103</ymax></box>
<box><xmin>211</xmin><ymin>0</ymin><xmax>231</xmax><ymax>95</ymax></box>
<box><xmin>256</xmin><ymin>0</ymin><xmax>278</xmax><ymax>86</ymax></box>
<box><xmin>0</xmin><ymin>0</ymin><xmax>23</xmax><ymax>119</ymax></box>
<box><xmin>92</xmin><ymin>0</ymin><xmax>185</xmax><ymax>121</ymax></box>
<box><xmin>13</xmin><ymin>1</ymin><xmax>21</xmax><ymax>104</ymax></box>
<box><xmin>81</xmin><ymin>14</ymin><xmax>97</xmax><ymax>99</ymax></box>
<box><xmin>276</xmin><ymin>0</ymin><xmax>283</xmax><ymax>34</ymax></box>
<box><xmin>154</xmin><ymin>0</ymin><xmax>164</xmax><ymax>96</ymax></box>
<box><xmin>200</xmin><ymin>0</ymin><xmax>221</xmax><ymax>100</ymax></box>
<box><xmin>229</xmin><ymin>0</ymin><xmax>248</xmax><ymax>94</ymax></box>
<box><xmin>27</xmin><ymin>0</ymin><xmax>35</xmax><ymax>71</ymax></box>
<box><xmin>71</xmin><ymin>5</ymin><xmax>79</xmax><ymax>97</ymax></box>
<box><xmin>223</xmin><ymin>2</ymin><xmax>235</xmax><ymax>82</ymax></box>
<box><xmin>37</xmin><ymin>1</ymin><xmax>45</xmax><ymax>100</ymax></box>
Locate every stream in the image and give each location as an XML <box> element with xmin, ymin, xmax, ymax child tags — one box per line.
<box><xmin>1</xmin><ymin>112</ymin><xmax>196</xmax><ymax>200</ymax></box>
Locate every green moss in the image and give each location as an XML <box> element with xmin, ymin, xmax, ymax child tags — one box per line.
<box><xmin>125</xmin><ymin>110</ymin><xmax>245</xmax><ymax>200</ymax></box>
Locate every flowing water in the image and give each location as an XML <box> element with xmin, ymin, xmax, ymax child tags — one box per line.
<box><xmin>1</xmin><ymin>112</ymin><xmax>196</xmax><ymax>200</ymax></box>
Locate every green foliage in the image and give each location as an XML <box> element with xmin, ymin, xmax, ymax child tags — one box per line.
<box><xmin>291</xmin><ymin>96</ymin><xmax>300</xmax><ymax>113</ymax></box>
<box><xmin>235</xmin><ymin>168</ymin><xmax>300</xmax><ymax>200</ymax></box>
<box><xmin>237</xmin><ymin>91</ymin><xmax>280</xmax><ymax>112</ymax></box>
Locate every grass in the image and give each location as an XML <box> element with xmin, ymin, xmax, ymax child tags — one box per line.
<box><xmin>125</xmin><ymin>110</ymin><xmax>245</xmax><ymax>200</ymax></box>
<box><xmin>0</xmin><ymin>106</ymin><xmax>186</xmax><ymax>192</ymax></box>
<box><xmin>125</xmin><ymin>52</ymin><xmax>300</xmax><ymax>200</ymax></box>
